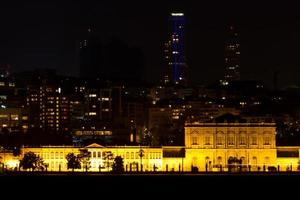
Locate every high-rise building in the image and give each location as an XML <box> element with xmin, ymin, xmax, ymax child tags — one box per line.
<box><xmin>25</xmin><ymin>70</ymin><xmax>70</xmax><ymax>133</ymax></box>
<box><xmin>79</xmin><ymin>29</ymin><xmax>144</xmax><ymax>82</ymax></box>
<box><xmin>163</xmin><ymin>12</ymin><xmax>188</xmax><ymax>85</ymax></box>
<box><xmin>79</xmin><ymin>28</ymin><xmax>103</xmax><ymax>79</ymax></box>
<box><xmin>0</xmin><ymin>64</ymin><xmax>10</xmax><ymax>78</ymax></box>
<box><xmin>223</xmin><ymin>25</ymin><xmax>240</xmax><ymax>84</ymax></box>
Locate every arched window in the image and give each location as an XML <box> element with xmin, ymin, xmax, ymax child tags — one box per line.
<box><xmin>205</xmin><ymin>156</ymin><xmax>210</xmax><ymax>163</ymax></box>
<box><xmin>240</xmin><ymin>156</ymin><xmax>246</xmax><ymax>165</ymax></box>
<box><xmin>252</xmin><ymin>156</ymin><xmax>257</xmax><ymax>165</ymax></box>
<box><xmin>217</xmin><ymin>156</ymin><xmax>222</xmax><ymax>165</ymax></box>
<box><xmin>264</xmin><ymin>156</ymin><xmax>270</xmax><ymax>164</ymax></box>
<box><xmin>192</xmin><ymin>157</ymin><xmax>197</xmax><ymax>166</ymax></box>
<box><xmin>216</xmin><ymin>132</ymin><xmax>224</xmax><ymax>145</ymax></box>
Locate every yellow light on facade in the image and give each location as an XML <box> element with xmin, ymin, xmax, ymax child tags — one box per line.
<box><xmin>6</xmin><ymin>160</ymin><xmax>19</xmax><ymax>168</ymax></box>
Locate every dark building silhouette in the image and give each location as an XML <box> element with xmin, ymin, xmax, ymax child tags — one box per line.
<box><xmin>222</xmin><ymin>25</ymin><xmax>240</xmax><ymax>85</ymax></box>
<box><xmin>79</xmin><ymin>28</ymin><xmax>103</xmax><ymax>79</ymax></box>
<box><xmin>79</xmin><ymin>29</ymin><xmax>145</xmax><ymax>83</ymax></box>
<box><xmin>104</xmin><ymin>37</ymin><xmax>145</xmax><ymax>83</ymax></box>
<box><xmin>273</xmin><ymin>70</ymin><xmax>280</xmax><ymax>91</ymax></box>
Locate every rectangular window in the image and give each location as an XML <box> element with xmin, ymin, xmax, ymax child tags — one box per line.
<box><xmin>131</xmin><ymin>152</ymin><xmax>134</xmax><ymax>159</ymax></box>
<box><xmin>240</xmin><ymin>136</ymin><xmax>246</xmax><ymax>145</ymax></box>
<box><xmin>11</xmin><ymin>114</ymin><xmax>19</xmax><ymax>120</ymax></box>
<box><xmin>191</xmin><ymin>136</ymin><xmax>198</xmax><ymax>145</ymax></box>
<box><xmin>205</xmin><ymin>136</ymin><xmax>211</xmax><ymax>145</ymax></box>
<box><xmin>251</xmin><ymin>136</ymin><xmax>257</xmax><ymax>145</ymax></box>
<box><xmin>216</xmin><ymin>136</ymin><xmax>223</xmax><ymax>145</ymax></box>
<box><xmin>228</xmin><ymin>136</ymin><xmax>234</xmax><ymax>145</ymax></box>
<box><xmin>98</xmin><ymin>152</ymin><xmax>101</xmax><ymax>158</ymax></box>
<box><xmin>93</xmin><ymin>152</ymin><xmax>96</xmax><ymax>158</ymax></box>
<box><xmin>264</xmin><ymin>137</ymin><xmax>270</xmax><ymax>145</ymax></box>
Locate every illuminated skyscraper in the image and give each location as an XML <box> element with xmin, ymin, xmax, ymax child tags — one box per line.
<box><xmin>223</xmin><ymin>25</ymin><xmax>240</xmax><ymax>84</ymax></box>
<box><xmin>163</xmin><ymin>12</ymin><xmax>188</xmax><ymax>85</ymax></box>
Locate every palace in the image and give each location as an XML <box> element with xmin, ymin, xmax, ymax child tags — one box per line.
<box><xmin>1</xmin><ymin>120</ymin><xmax>300</xmax><ymax>172</ymax></box>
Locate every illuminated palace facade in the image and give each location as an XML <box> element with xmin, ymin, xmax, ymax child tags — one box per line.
<box><xmin>2</xmin><ymin>121</ymin><xmax>300</xmax><ymax>172</ymax></box>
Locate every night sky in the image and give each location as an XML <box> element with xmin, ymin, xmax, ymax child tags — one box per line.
<box><xmin>1</xmin><ymin>1</ymin><xmax>300</xmax><ymax>88</ymax></box>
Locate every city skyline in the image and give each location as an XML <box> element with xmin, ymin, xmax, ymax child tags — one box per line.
<box><xmin>1</xmin><ymin>2</ymin><xmax>300</xmax><ymax>88</ymax></box>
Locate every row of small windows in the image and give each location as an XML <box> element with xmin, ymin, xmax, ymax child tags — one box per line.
<box><xmin>35</xmin><ymin>152</ymin><xmax>65</xmax><ymax>160</ymax></box>
<box><xmin>35</xmin><ymin>151</ymin><xmax>162</xmax><ymax>160</ymax></box>
<box><xmin>191</xmin><ymin>136</ymin><xmax>271</xmax><ymax>145</ymax></box>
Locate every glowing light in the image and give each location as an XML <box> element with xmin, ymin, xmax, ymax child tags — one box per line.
<box><xmin>6</xmin><ymin>160</ymin><xmax>19</xmax><ymax>168</ymax></box>
<box><xmin>171</xmin><ymin>13</ymin><xmax>184</xmax><ymax>16</ymax></box>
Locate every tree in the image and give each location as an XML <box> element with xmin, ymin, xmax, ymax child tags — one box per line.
<box><xmin>78</xmin><ymin>149</ymin><xmax>91</xmax><ymax>172</ymax></box>
<box><xmin>13</xmin><ymin>147</ymin><xmax>21</xmax><ymax>157</ymax></box>
<box><xmin>112</xmin><ymin>156</ymin><xmax>124</xmax><ymax>173</ymax></box>
<box><xmin>103</xmin><ymin>151</ymin><xmax>114</xmax><ymax>171</ymax></box>
<box><xmin>20</xmin><ymin>152</ymin><xmax>45</xmax><ymax>171</ymax></box>
<box><xmin>138</xmin><ymin>146</ymin><xmax>144</xmax><ymax>172</ymax></box>
<box><xmin>66</xmin><ymin>153</ymin><xmax>81</xmax><ymax>172</ymax></box>
<box><xmin>228</xmin><ymin>157</ymin><xmax>242</xmax><ymax>172</ymax></box>
<box><xmin>140</xmin><ymin>128</ymin><xmax>154</xmax><ymax>146</ymax></box>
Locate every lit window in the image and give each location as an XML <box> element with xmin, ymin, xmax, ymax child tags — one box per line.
<box><xmin>0</xmin><ymin>114</ymin><xmax>8</xmax><ymax>119</ymax></box>
<box><xmin>251</xmin><ymin>136</ymin><xmax>257</xmax><ymax>145</ymax></box>
<box><xmin>22</xmin><ymin>125</ymin><xmax>28</xmax><ymax>129</ymax></box>
<box><xmin>264</xmin><ymin>137</ymin><xmax>270</xmax><ymax>145</ymax></box>
<box><xmin>89</xmin><ymin>94</ymin><xmax>97</xmax><ymax>98</ymax></box>
<box><xmin>205</xmin><ymin>136</ymin><xmax>211</xmax><ymax>145</ymax></box>
<box><xmin>216</xmin><ymin>136</ymin><xmax>223</xmax><ymax>145</ymax></box>
<box><xmin>240</xmin><ymin>136</ymin><xmax>246</xmax><ymax>145</ymax></box>
<box><xmin>10</xmin><ymin>114</ymin><xmax>19</xmax><ymax>120</ymax></box>
<box><xmin>191</xmin><ymin>137</ymin><xmax>198</xmax><ymax>145</ymax></box>
<box><xmin>228</xmin><ymin>136</ymin><xmax>234</xmax><ymax>145</ymax></box>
